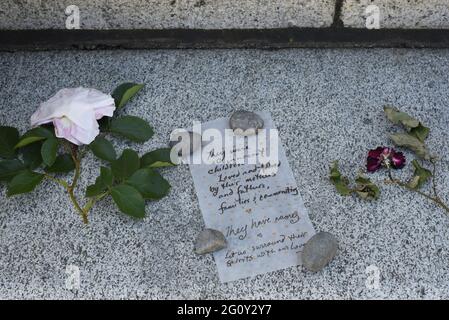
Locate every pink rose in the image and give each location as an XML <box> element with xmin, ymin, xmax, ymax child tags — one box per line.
<box><xmin>31</xmin><ymin>87</ymin><xmax>115</xmax><ymax>145</ymax></box>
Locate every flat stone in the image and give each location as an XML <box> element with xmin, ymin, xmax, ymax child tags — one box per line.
<box><xmin>341</xmin><ymin>0</ymin><xmax>449</xmax><ymax>29</ymax></box>
<box><xmin>194</xmin><ymin>229</ymin><xmax>227</xmax><ymax>255</ymax></box>
<box><xmin>169</xmin><ymin>130</ymin><xmax>202</xmax><ymax>156</ymax></box>
<box><xmin>0</xmin><ymin>0</ymin><xmax>335</xmax><ymax>30</ymax></box>
<box><xmin>301</xmin><ymin>232</ymin><xmax>338</xmax><ymax>272</ymax></box>
<box><xmin>229</xmin><ymin>110</ymin><xmax>264</xmax><ymax>136</ymax></box>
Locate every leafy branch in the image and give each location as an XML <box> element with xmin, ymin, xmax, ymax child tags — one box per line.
<box><xmin>0</xmin><ymin>82</ymin><xmax>176</xmax><ymax>224</ymax></box>
<box><xmin>330</xmin><ymin>106</ymin><xmax>449</xmax><ymax>215</ymax></box>
<box><xmin>330</xmin><ymin>161</ymin><xmax>380</xmax><ymax>200</ymax></box>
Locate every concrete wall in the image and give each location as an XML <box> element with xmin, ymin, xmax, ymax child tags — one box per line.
<box><xmin>341</xmin><ymin>0</ymin><xmax>449</xmax><ymax>29</ymax></box>
<box><xmin>0</xmin><ymin>0</ymin><xmax>335</xmax><ymax>29</ymax></box>
<box><xmin>1</xmin><ymin>0</ymin><xmax>448</xmax><ymax>30</ymax></box>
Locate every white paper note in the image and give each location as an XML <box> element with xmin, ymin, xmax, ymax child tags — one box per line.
<box><xmin>189</xmin><ymin>112</ymin><xmax>315</xmax><ymax>283</ymax></box>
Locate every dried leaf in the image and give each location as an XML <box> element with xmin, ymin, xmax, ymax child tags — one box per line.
<box><xmin>384</xmin><ymin>106</ymin><xmax>420</xmax><ymax>128</ymax></box>
<box><xmin>409</xmin><ymin>125</ymin><xmax>430</xmax><ymax>142</ymax></box>
<box><xmin>407</xmin><ymin>160</ymin><xmax>432</xmax><ymax>190</ymax></box>
<box><xmin>355</xmin><ymin>175</ymin><xmax>380</xmax><ymax>200</ymax></box>
<box><xmin>384</xmin><ymin>106</ymin><xmax>430</xmax><ymax>142</ymax></box>
<box><xmin>329</xmin><ymin>161</ymin><xmax>352</xmax><ymax>196</ymax></box>
<box><xmin>389</xmin><ymin>133</ymin><xmax>430</xmax><ymax>160</ymax></box>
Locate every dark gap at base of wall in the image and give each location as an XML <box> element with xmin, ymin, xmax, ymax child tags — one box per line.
<box><xmin>1</xmin><ymin>28</ymin><xmax>449</xmax><ymax>51</ymax></box>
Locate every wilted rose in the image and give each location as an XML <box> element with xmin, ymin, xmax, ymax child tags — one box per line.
<box><xmin>31</xmin><ymin>87</ymin><xmax>115</xmax><ymax>145</ymax></box>
<box><xmin>366</xmin><ymin>146</ymin><xmax>406</xmax><ymax>172</ymax></box>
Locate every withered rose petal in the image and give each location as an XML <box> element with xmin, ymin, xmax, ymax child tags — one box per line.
<box><xmin>368</xmin><ymin>147</ymin><xmax>384</xmax><ymax>159</ymax></box>
<box><xmin>391</xmin><ymin>151</ymin><xmax>406</xmax><ymax>169</ymax></box>
<box><xmin>367</xmin><ymin>157</ymin><xmax>381</xmax><ymax>172</ymax></box>
<box><xmin>381</xmin><ymin>147</ymin><xmax>392</xmax><ymax>156</ymax></box>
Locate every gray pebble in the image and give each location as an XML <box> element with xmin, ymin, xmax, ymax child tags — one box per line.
<box><xmin>194</xmin><ymin>229</ymin><xmax>227</xmax><ymax>255</ymax></box>
<box><xmin>169</xmin><ymin>130</ymin><xmax>202</xmax><ymax>156</ymax></box>
<box><xmin>301</xmin><ymin>232</ymin><xmax>338</xmax><ymax>272</ymax></box>
<box><xmin>229</xmin><ymin>110</ymin><xmax>264</xmax><ymax>136</ymax></box>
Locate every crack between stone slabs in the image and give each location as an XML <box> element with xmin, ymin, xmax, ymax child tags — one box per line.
<box><xmin>331</xmin><ymin>0</ymin><xmax>345</xmax><ymax>28</ymax></box>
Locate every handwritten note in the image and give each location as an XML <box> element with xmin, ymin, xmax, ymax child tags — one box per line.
<box><xmin>189</xmin><ymin>112</ymin><xmax>315</xmax><ymax>282</ymax></box>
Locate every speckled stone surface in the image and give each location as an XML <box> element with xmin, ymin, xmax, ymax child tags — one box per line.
<box><xmin>0</xmin><ymin>0</ymin><xmax>335</xmax><ymax>30</ymax></box>
<box><xmin>342</xmin><ymin>0</ymin><xmax>449</xmax><ymax>29</ymax></box>
<box><xmin>1</xmin><ymin>49</ymin><xmax>449</xmax><ymax>299</ymax></box>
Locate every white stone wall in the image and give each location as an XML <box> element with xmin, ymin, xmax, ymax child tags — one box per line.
<box><xmin>2</xmin><ymin>0</ymin><xmax>449</xmax><ymax>30</ymax></box>
<box><xmin>0</xmin><ymin>0</ymin><xmax>335</xmax><ymax>29</ymax></box>
<box><xmin>341</xmin><ymin>0</ymin><xmax>449</xmax><ymax>29</ymax></box>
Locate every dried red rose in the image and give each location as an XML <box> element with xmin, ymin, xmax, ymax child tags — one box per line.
<box><xmin>367</xmin><ymin>147</ymin><xmax>406</xmax><ymax>172</ymax></box>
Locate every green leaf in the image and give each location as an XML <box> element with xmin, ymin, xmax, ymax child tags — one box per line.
<box><xmin>329</xmin><ymin>161</ymin><xmax>352</xmax><ymax>196</ymax></box>
<box><xmin>126</xmin><ymin>168</ymin><xmax>170</xmax><ymax>200</ymax></box>
<box><xmin>85</xmin><ymin>182</ymin><xmax>105</xmax><ymax>197</ymax></box>
<box><xmin>98</xmin><ymin>117</ymin><xmax>111</xmax><ymax>132</ymax></box>
<box><xmin>15</xmin><ymin>136</ymin><xmax>45</xmax><ymax>149</ymax></box>
<box><xmin>0</xmin><ymin>126</ymin><xmax>19</xmax><ymax>159</ymax></box>
<box><xmin>86</xmin><ymin>181</ymin><xmax>105</xmax><ymax>197</ymax></box>
<box><xmin>41</xmin><ymin>138</ymin><xmax>58</xmax><ymax>166</ymax></box>
<box><xmin>21</xmin><ymin>143</ymin><xmax>43</xmax><ymax>169</ymax></box>
<box><xmin>390</xmin><ymin>133</ymin><xmax>430</xmax><ymax>160</ymax></box>
<box><xmin>45</xmin><ymin>154</ymin><xmax>75</xmax><ymax>173</ymax></box>
<box><xmin>7</xmin><ymin>170</ymin><xmax>44</xmax><ymax>196</ymax></box>
<box><xmin>110</xmin><ymin>116</ymin><xmax>154</xmax><ymax>143</ymax></box>
<box><xmin>89</xmin><ymin>136</ymin><xmax>116</xmax><ymax>162</ymax></box>
<box><xmin>111</xmin><ymin>184</ymin><xmax>146</xmax><ymax>218</ymax></box>
<box><xmin>15</xmin><ymin>126</ymin><xmax>54</xmax><ymax>149</ymax></box>
<box><xmin>112</xmin><ymin>83</ymin><xmax>144</xmax><ymax>109</ymax></box>
<box><xmin>0</xmin><ymin>159</ymin><xmax>26</xmax><ymax>182</ymax></box>
<box><xmin>85</xmin><ymin>167</ymin><xmax>113</xmax><ymax>197</ymax></box>
<box><xmin>141</xmin><ymin>148</ymin><xmax>176</xmax><ymax>168</ymax></box>
<box><xmin>355</xmin><ymin>175</ymin><xmax>380</xmax><ymax>200</ymax></box>
<box><xmin>407</xmin><ymin>160</ymin><xmax>432</xmax><ymax>190</ymax></box>
<box><xmin>100</xmin><ymin>166</ymin><xmax>113</xmax><ymax>187</ymax></box>
<box><xmin>111</xmin><ymin>149</ymin><xmax>140</xmax><ymax>180</ymax></box>
<box><xmin>384</xmin><ymin>106</ymin><xmax>420</xmax><ymax>128</ymax></box>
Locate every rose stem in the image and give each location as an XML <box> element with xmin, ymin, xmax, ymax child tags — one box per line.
<box><xmin>45</xmin><ymin>144</ymin><xmax>109</xmax><ymax>224</ymax></box>
<box><xmin>44</xmin><ymin>173</ymin><xmax>87</xmax><ymax>222</ymax></box>
<box><xmin>388</xmin><ymin>169</ymin><xmax>449</xmax><ymax>215</ymax></box>
<box><xmin>430</xmin><ymin>159</ymin><xmax>438</xmax><ymax>198</ymax></box>
<box><xmin>67</xmin><ymin>144</ymin><xmax>89</xmax><ymax>223</ymax></box>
